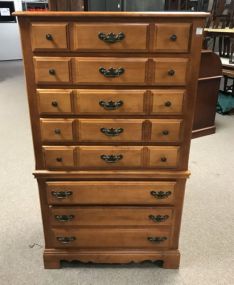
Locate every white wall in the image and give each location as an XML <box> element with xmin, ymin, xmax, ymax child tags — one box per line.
<box><xmin>0</xmin><ymin>0</ymin><xmax>22</xmax><ymax>60</ymax></box>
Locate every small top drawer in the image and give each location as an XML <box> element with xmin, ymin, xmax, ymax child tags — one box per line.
<box><xmin>72</xmin><ymin>23</ymin><xmax>148</xmax><ymax>51</ymax></box>
<box><xmin>31</xmin><ymin>23</ymin><xmax>69</xmax><ymax>51</ymax></box>
<box><xmin>154</xmin><ymin>23</ymin><xmax>191</xmax><ymax>52</ymax></box>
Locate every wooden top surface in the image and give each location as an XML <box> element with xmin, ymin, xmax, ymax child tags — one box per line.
<box><xmin>14</xmin><ymin>11</ymin><xmax>209</xmax><ymax>18</ymax></box>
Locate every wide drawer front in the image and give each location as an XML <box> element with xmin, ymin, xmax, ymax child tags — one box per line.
<box><xmin>38</xmin><ymin>89</ymin><xmax>185</xmax><ymax>115</ymax></box>
<box><xmin>40</xmin><ymin>119</ymin><xmax>182</xmax><ymax>143</ymax></box>
<box><xmin>52</xmin><ymin>228</ymin><xmax>171</xmax><ymax>248</ymax></box>
<box><xmin>42</xmin><ymin>146</ymin><xmax>180</xmax><ymax>169</ymax></box>
<box><xmin>49</xmin><ymin>207</ymin><xmax>173</xmax><ymax>226</ymax></box>
<box><xmin>33</xmin><ymin>57</ymin><xmax>188</xmax><ymax>85</ymax></box>
<box><xmin>46</xmin><ymin>181</ymin><xmax>176</xmax><ymax>205</ymax></box>
<box><xmin>30</xmin><ymin>22</ymin><xmax>190</xmax><ymax>52</ymax></box>
<box><xmin>73</xmin><ymin>23</ymin><xmax>148</xmax><ymax>51</ymax></box>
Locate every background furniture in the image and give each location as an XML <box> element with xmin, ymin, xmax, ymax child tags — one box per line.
<box><xmin>49</xmin><ymin>0</ymin><xmax>85</xmax><ymax>11</ymax></box>
<box><xmin>192</xmin><ymin>50</ymin><xmax>222</xmax><ymax>138</ymax></box>
<box><xmin>16</xmin><ymin>11</ymin><xmax>207</xmax><ymax>269</ymax></box>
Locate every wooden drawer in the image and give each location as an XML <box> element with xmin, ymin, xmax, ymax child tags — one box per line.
<box><xmin>154</xmin><ymin>23</ymin><xmax>191</xmax><ymax>52</ymax></box>
<box><xmin>49</xmin><ymin>207</ymin><xmax>173</xmax><ymax>226</ymax></box>
<box><xmin>149</xmin><ymin>146</ymin><xmax>179</xmax><ymax>168</ymax></box>
<box><xmin>43</xmin><ymin>146</ymin><xmax>75</xmax><ymax>169</ymax></box>
<box><xmin>75</xmin><ymin>90</ymin><xmax>145</xmax><ymax>114</ymax></box>
<box><xmin>78</xmin><ymin>119</ymin><xmax>143</xmax><ymax>142</ymax></box>
<box><xmin>46</xmin><ymin>181</ymin><xmax>176</xmax><ymax>205</ymax></box>
<box><xmin>154</xmin><ymin>58</ymin><xmax>188</xmax><ymax>85</ymax></box>
<box><xmin>33</xmin><ymin>57</ymin><xmax>71</xmax><ymax>84</ymax></box>
<box><xmin>37</xmin><ymin>89</ymin><xmax>72</xmax><ymax>114</ymax></box>
<box><xmin>40</xmin><ymin>119</ymin><xmax>74</xmax><ymax>142</ymax></box>
<box><xmin>72</xmin><ymin>23</ymin><xmax>148</xmax><ymax>51</ymax></box>
<box><xmin>31</xmin><ymin>23</ymin><xmax>69</xmax><ymax>51</ymax></box>
<box><xmin>150</xmin><ymin>119</ymin><xmax>182</xmax><ymax>142</ymax></box>
<box><xmin>74</xmin><ymin>58</ymin><xmax>147</xmax><ymax>85</ymax></box>
<box><xmin>151</xmin><ymin>90</ymin><xmax>185</xmax><ymax>114</ymax></box>
<box><xmin>78</xmin><ymin>146</ymin><xmax>143</xmax><ymax>169</ymax></box>
<box><xmin>51</xmin><ymin>228</ymin><xmax>171</xmax><ymax>249</ymax></box>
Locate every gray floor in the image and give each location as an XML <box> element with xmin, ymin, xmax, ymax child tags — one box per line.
<box><xmin>0</xmin><ymin>61</ymin><xmax>234</xmax><ymax>285</ymax></box>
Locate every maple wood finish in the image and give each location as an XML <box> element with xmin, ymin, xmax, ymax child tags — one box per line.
<box><xmin>15</xmin><ymin>11</ymin><xmax>207</xmax><ymax>269</ymax></box>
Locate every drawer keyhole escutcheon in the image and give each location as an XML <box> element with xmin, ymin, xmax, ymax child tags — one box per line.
<box><xmin>52</xmin><ymin>191</ymin><xmax>73</xmax><ymax>199</ymax></box>
<box><xmin>99</xmin><ymin>67</ymin><xmax>125</xmax><ymax>78</ymax></box>
<box><xmin>164</xmin><ymin>101</ymin><xmax>172</xmax><ymax>107</ymax></box>
<box><xmin>51</xmin><ymin>101</ymin><xmax>58</xmax><ymax>107</ymax></box>
<box><xmin>54</xmin><ymin>128</ymin><xmax>61</xmax><ymax>135</ymax></box>
<box><xmin>162</xmin><ymin>130</ymin><xmax>169</xmax><ymax>136</ymax></box>
<box><xmin>49</xmin><ymin>69</ymin><xmax>56</xmax><ymax>75</ymax></box>
<box><xmin>100</xmin><ymin>127</ymin><xmax>124</xmax><ymax>137</ymax></box>
<box><xmin>56</xmin><ymin>157</ymin><xmax>63</xmax><ymax>162</ymax></box>
<box><xmin>100</xmin><ymin>154</ymin><xmax>123</xmax><ymax>163</ymax></box>
<box><xmin>170</xmin><ymin>34</ymin><xmax>177</xmax><ymax>41</ymax></box>
<box><xmin>55</xmin><ymin>215</ymin><xmax>74</xmax><ymax>222</ymax></box>
<box><xmin>150</xmin><ymin>191</ymin><xmax>172</xmax><ymax>199</ymax></box>
<box><xmin>148</xmin><ymin>237</ymin><xmax>167</xmax><ymax>243</ymax></box>
<box><xmin>98</xmin><ymin>32</ymin><xmax>125</xmax><ymax>43</ymax></box>
<box><xmin>46</xmin><ymin>33</ymin><xmax>53</xmax><ymax>41</ymax></box>
<box><xmin>99</xmin><ymin>100</ymin><xmax>123</xmax><ymax>110</ymax></box>
<box><xmin>168</xmin><ymin>69</ymin><xmax>175</xmax><ymax>76</ymax></box>
<box><xmin>56</xmin><ymin>236</ymin><xmax>76</xmax><ymax>244</ymax></box>
<box><xmin>149</xmin><ymin>215</ymin><xmax>169</xmax><ymax>223</ymax></box>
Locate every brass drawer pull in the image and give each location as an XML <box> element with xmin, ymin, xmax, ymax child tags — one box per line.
<box><xmin>161</xmin><ymin>157</ymin><xmax>167</xmax><ymax>162</ymax></box>
<box><xmin>149</xmin><ymin>215</ymin><xmax>169</xmax><ymax>223</ymax></box>
<box><xmin>99</xmin><ymin>67</ymin><xmax>125</xmax><ymax>78</ymax></box>
<box><xmin>46</xmin><ymin>33</ymin><xmax>53</xmax><ymax>41</ymax></box>
<box><xmin>148</xmin><ymin>236</ymin><xmax>167</xmax><ymax>243</ymax></box>
<box><xmin>49</xmin><ymin>69</ymin><xmax>56</xmax><ymax>75</ymax></box>
<box><xmin>52</xmin><ymin>191</ymin><xmax>73</xmax><ymax>199</ymax></box>
<box><xmin>98</xmin><ymin>32</ymin><xmax>125</xmax><ymax>43</ymax></box>
<box><xmin>164</xmin><ymin>101</ymin><xmax>172</xmax><ymax>107</ymax></box>
<box><xmin>100</xmin><ymin>154</ymin><xmax>123</xmax><ymax>163</ymax></box>
<box><xmin>54</xmin><ymin>128</ymin><xmax>61</xmax><ymax>135</ymax></box>
<box><xmin>100</xmin><ymin>127</ymin><xmax>124</xmax><ymax>137</ymax></box>
<box><xmin>162</xmin><ymin>130</ymin><xmax>169</xmax><ymax>136</ymax></box>
<box><xmin>56</xmin><ymin>236</ymin><xmax>76</xmax><ymax>244</ymax></box>
<box><xmin>55</xmin><ymin>215</ymin><xmax>74</xmax><ymax>222</ymax></box>
<box><xmin>99</xmin><ymin>100</ymin><xmax>123</xmax><ymax>110</ymax></box>
<box><xmin>56</xmin><ymin>157</ymin><xmax>63</xmax><ymax>162</ymax></box>
<box><xmin>168</xmin><ymin>69</ymin><xmax>175</xmax><ymax>76</ymax></box>
<box><xmin>51</xmin><ymin>101</ymin><xmax>58</xmax><ymax>107</ymax></box>
<box><xmin>150</xmin><ymin>191</ymin><xmax>172</xmax><ymax>199</ymax></box>
<box><xmin>170</xmin><ymin>34</ymin><xmax>177</xmax><ymax>41</ymax></box>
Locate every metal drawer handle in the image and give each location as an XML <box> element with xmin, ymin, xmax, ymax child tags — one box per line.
<box><xmin>100</xmin><ymin>127</ymin><xmax>124</xmax><ymax>137</ymax></box>
<box><xmin>164</xmin><ymin>101</ymin><xmax>172</xmax><ymax>107</ymax></box>
<box><xmin>52</xmin><ymin>191</ymin><xmax>73</xmax><ymax>199</ymax></box>
<box><xmin>49</xmin><ymin>69</ymin><xmax>56</xmax><ymax>75</ymax></box>
<box><xmin>54</xmin><ymin>128</ymin><xmax>61</xmax><ymax>135</ymax></box>
<box><xmin>98</xmin><ymin>32</ymin><xmax>125</xmax><ymax>43</ymax></box>
<box><xmin>160</xmin><ymin>157</ymin><xmax>167</xmax><ymax>162</ymax></box>
<box><xmin>51</xmin><ymin>101</ymin><xmax>58</xmax><ymax>107</ymax></box>
<box><xmin>168</xmin><ymin>69</ymin><xmax>175</xmax><ymax>76</ymax></box>
<box><xmin>162</xmin><ymin>130</ymin><xmax>169</xmax><ymax>136</ymax></box>
<box><xmin>99</xmin><ymin>100</ymin><xmax>123</xmax><ymax>110</ymax></box>
<box><xmin>56</xmin><ymin>157</ymin><xmax>63</xmax><ymax>162</ymax></box>
<box><xmin>56</xmin><ymin>236</ymin><xmax>76</xmax><ymax>244</ymax></box>
<box><xmin>148</xmin><ymin>236</ymin><xmax>167</xmax><ymax>243</ymax></box>
<box><xmin>170</xmin><ymin>34</ymin><xmax>177</xmax><ymax>41</ymax></box>
<box><xmin>150</xmin><ymin>191</ymin><xmax>172</xmax><ymax>199</ymax></box>
<box><xmin>55</xmin><ymin>215</ymin><xmax>74</xmax><ymax>222</ymax></box>
<box><xmin>149</xmin><ymin>215</ymin><xmax>169</xmax><ymax>223</ymax></box>
<box><xmin>46</xmin><ymin>33</ymin><xmax>53</xmax><ymax>40</ymax></box>
<box><xmin>100</xmin><ymin>154</ymin><xmax>123</xmax><ymax>163</ymax></box>
<box><xmin>99</xmin><ymin>67</ymin><xmax>125</xmax><ymax>78</ymax></box>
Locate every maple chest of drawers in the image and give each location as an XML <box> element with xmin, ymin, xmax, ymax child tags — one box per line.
<box><xmin>16</xmin><ymin>11</ymin><xmax>207</xmax><ymax>269</ymax></box>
